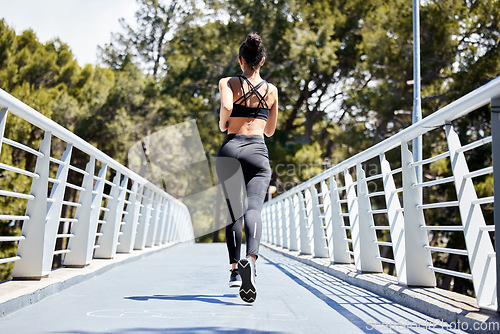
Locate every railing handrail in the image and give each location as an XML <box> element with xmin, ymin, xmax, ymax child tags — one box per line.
<box><xmin>0</xmin><ymin>88</ymin><xmax>180</xmax><ymax>206</ymax></box>
<box><xmin>270</xmin><ymin>76</ymin><xmax>500</xmax><ymax>203</ymax></box>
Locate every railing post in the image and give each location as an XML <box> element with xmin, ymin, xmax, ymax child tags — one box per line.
<box><xmin>156</xmin><ymin>198</ymin><xmax>169</xmax><ymax>245</ymax></box>
<box><xmin>345</xmin><ymin>169</ymin><xmax>363</xmax><ymax>270</ymax></box>
<box><xmin>173</xmin><ymin>206</ymin><xmax>183</xmax><ymax>242</ymax></box>
<box><xmin>183</xmin><ymin>207</ymin><xmax>195</xmax><ymax>242</ymax></box>
<box><xmin>44</xmin><ymin>143</ymin><xmax>72</xmax><ymax>267</ymax></box>
<box><xmin>492</xmin><ymin>96</ymin><xmax>500</xmax><ymax>312</ymax></box>
<box><xmin>144</xmin><ymin>194</ymin><xmax>156</xmax><ymax>247</ymax></box>
<box><xmin>164</xmin><ymin>203</ymin><xmax>173</xmax><ymax>243</ymax></box>
<box><xmin>146</xmin><ymin>194</ymin><xmax>162</xmax><ymax>247</ymax></box>
<box><xmin>179</xmin><ymin>206</ymin><xmax>189</xmax><ymax>241</ymax></box>
<box><xmin>280</xmin><ymin>199</ymin><xmax>288</xmax><ymax>249</ymax></box>
<box><xmin>134</xmin><ymin>188</ymin><xmax>153</xmax><ymax>250</ymax></box>
<box><xmin>279</xmin><ymin>200</ymin><xmax>286</xmax><ymax>248</ymax></box>
<box><xmin>310</xmin><ymin>185</ymin><xmax>329</xmax><ymax>258</ymax></box>
<box><xmin>270</xmin><ymin>201</ymin><xmax>277</xmax><ymax>245</ymax></box>
<box><xmin>304</xmin><ymin>188</ymin><xmax>316</xmax><ymax>254</ymax></box>
<box><xmin>355</xmin><ymin>163</ymin><xmax>382</xmax><ymax>272</ymax></box>
<box><xmin>166</xmin><ymin>204</ymin><xmax>176</xmax><ymax>243</ymax></box>
<box><xmin>159</xmin><ymin>200</ymin><xmax>171</xmax><ymax>244</ymax></box>
<box><xmin>85</xmin><ymin>164</ymin><xmax>109</xmax><ymax>257</ymax></box>
<box><xmin>116</xmin><ymin>181</ymin><xmax>142</xmax><ymax>253</ymax></box>
<box><xmin>267</xmin><ymin>203</ymin><xmax>274</xmax><ymax>244</ymax></box>
<box><xmin>167</xmin><ymin>202</ymin><xmax>177</xmax><ymax>243</ymax></box>
<box><xmin>270</xmin><ymin>202</ymin><xmax>275</xmax><ymax>245</ymax></box>
<box><xmin>268</xmin><ymin>203</ymin><xmax>274</xmax><ymax>244</ymax></box>
<box><xmin>12</xmin><ymin>131</ymin><xmax>51</xmax><ymax>279</ymax></box>
<box><xmin>152</xmin><ymin>196</ymin><xmax>164</xmax><ymax>245</ymax></box>
<box><xmin>63</xmin><ymin>157</ymin><xmax>95</xmax><ymax>266</ymax></box>
<box><xmin>380</xmin><ymin>152</ymin><xmax>408</xmax><ymax>284</ymax></box>
<box><xmin>274</xmin><ymin>201</ymin><xmax>281</xmax><ymax>246</ymax></box>
<box><xmin>261</xmin><ymin>204</ymin><xmax>269</xmax><ymax>243</ymax></box>
<box><xmin>178</xmin><ymin>206</ymin><xmax>186</xmax><ymax>241</ymax></box>
<box><xmin>297</xmin><ymin>191</ymin><xmax>311</xmax><ymax>255</ymax></box>
<box><xmin>401</xmin><ymin>142</ymin><xmax>436</xmax><ymax>286</ymax></box>
<box><xmin>94</xmin><ymin>173</ymin><xmax>127</xmax><ymax>259</ymax></box>
<box><xmin>286</xmin><ymin>196</ymin><xmax>298</xmax><ymax>251</ymax></box>
<box><xmin>320</xmin><ymin>181</ymin><xmax>334</xmax><ymax>260</ymax></box>
<box><xmin>170</xmin><ymin>206</ymin><xmax>180</xmax><ymax>242</ymax></box>
<box><xmin>275</xmin><ymin>200</ymin><xmax>283</xmax><ymax>247</ymax></box>
<box><xmin>491</xmin><ymin>96</ymin><xmax>500</xmax><ymax>312</ymax></box>
<box><xmin>304</xmin><ymin>189</ymin><xmax>313</xmax><ymax>250</ymax></box>
<box><xmin>446</xmin><ymin>123</ymin><xmax>496</xmax><ymax>309</ymax></box>
<box><xmin>275</xmin><ymin>200</ymin><xmax>285</xmax><ymax>247</ymax></box>
<box><xmin>291</xmin><ymin>195</ymin><xmax>300</xmax><ymax>250</ymax></box>
<box><xmin>328</xmin><ymin>176</ymin><xmax>351</xmax><ymax>264</ymax></box>
<box><xmin>183</xmin><ymin>207</ymin><xmax>194</xmax><ymax>242</ymax></box>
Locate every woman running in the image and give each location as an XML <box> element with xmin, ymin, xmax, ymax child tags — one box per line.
<box><xmin>216</xmin><ymin>32</ymin><xmax>278</xmax><ymax>303</ymax></box>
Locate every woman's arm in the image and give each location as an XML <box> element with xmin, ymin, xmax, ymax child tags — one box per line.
<box><xmin>264</xmin><ymin>85</ymin><xmax>278</xmax><ymax>137</ymax></box>
<box><xmin>219</xmin><ymin>77</ymin><xmax>233</xmax><ymax>132</ymax></box>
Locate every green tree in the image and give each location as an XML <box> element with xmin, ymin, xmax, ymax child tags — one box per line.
<box><xmin>99</xmin><ymin>0</ymin><xmax>198</xmax><ymax>81</ymax></box>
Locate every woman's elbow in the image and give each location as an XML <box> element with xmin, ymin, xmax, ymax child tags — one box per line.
<box><xmin>264</xmin><ymin>129</ymin><xmax>275</xmax><ymax>137</ymax></box>
<box><xmin>221</xmin><ymin>105</ymin><xmax>233</xmax><ymax>115</ymax></box>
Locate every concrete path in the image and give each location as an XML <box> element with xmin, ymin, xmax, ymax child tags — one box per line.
<box><xmin>0</xmin><ymin>243</ymin><xmax>464</xmax><ymax>334</ymax></box>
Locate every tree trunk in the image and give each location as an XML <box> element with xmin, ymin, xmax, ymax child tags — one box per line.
<box><xmin>440</xmin><ymin>253</ymin><xmax>459</xmax><ymax>290</ymax></box>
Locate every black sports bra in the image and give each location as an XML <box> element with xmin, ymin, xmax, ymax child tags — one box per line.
<box><xmin>231</xmin><ymin>75</ymin><xmax>270</xmax><ymax>121</ymax></box>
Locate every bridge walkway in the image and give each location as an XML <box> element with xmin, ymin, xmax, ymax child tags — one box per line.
<box><xmin>0</xmin><ymin>243</ymin><xmax>463</xmax><ymax>334</ymax></box>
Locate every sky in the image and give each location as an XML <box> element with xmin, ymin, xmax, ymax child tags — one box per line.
<box><xmin>0</xmin><ymin>0</ymin><xmax>139</xmax><ymax>65</ymax></box>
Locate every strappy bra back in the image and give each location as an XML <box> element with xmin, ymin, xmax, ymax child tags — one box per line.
<box><xmin>231</xmin><ymin>75</ymin><xmax>270</xmax><ymax>121</ymax></box>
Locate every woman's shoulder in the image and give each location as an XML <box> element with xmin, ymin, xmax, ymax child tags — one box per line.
<box><xmin>266</xmin><ymin>82</ymin><xmax>278</xmax><ymax>95</ymax></box>
<box><xmin>219</xmin><ymin>76</ymin><xmax>242</xmax><ymax>87</ymax></box>
<box><xmin>219</xmin><ymin>77</ymin><xmax>231</xmax><ymax>85</ymax></box>
<box><xmin>219</xmin><ymin>76</ymin><xmax>243</xmax><ymax>81</ymax></box>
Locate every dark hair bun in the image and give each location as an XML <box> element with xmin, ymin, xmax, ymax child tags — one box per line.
<box><xmin>245</xmin><ymin>32</ymin><xmax>262</xmax><ymax>50</ymax></box>
<box><xmin>239</xmin><ymin>32</ymin><xmax>266</xmax><ymax>70</ymax></box>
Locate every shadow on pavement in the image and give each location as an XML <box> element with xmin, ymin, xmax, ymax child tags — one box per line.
<box><xmin>124</xmin><ymin>294</ymin><xmax>250</xmax><ymax>307</ymax></box>
<box><xmin>55</xmin><ymin>327</ymin><xmax>286</xmax><ymax>334</ymax></box>
<box><xmin>262</xmin><ymin>250</ymin><xmax>463</xmax><ymax>334</ymax></box>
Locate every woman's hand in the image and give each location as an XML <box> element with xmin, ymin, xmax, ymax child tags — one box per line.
<box><xmin>219</xmin><ymin>119</ymin><xmax>229</xmax><ymax>132</ymax></box>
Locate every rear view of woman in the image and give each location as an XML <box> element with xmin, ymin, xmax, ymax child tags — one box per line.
<box><xmin>216</xmin><ymin>32</ymin><xmax>278</xmax><ymax>303</ymax></box>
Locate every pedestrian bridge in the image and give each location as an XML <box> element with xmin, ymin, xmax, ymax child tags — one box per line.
<box><xmin>1</xmin><ymin>77</ymin><xmax>500</xmax><ymax>333</ymax></box>
<box><xmin>0</xmin><ymin>242</ymin><xmax>490</xmax><ymax>333</ymax></box>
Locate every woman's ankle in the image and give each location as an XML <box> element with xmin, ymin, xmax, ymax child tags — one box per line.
<box><xmin>247</xmin><ymin>254</ymin><xmax>257</xmax><ymax>261</ymax></box>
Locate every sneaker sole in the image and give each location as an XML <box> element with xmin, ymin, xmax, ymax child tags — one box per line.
<box><xmin>238</xmin><ymin>259</ymin><xmax>256</xmax><ymax>303</ymax></box>
<box><xmin>229</xmin><ymin>281</ymin><xmax>242</xmax><ymax>288</ymax></box>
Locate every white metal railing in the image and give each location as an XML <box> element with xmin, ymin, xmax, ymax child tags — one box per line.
<box><xmin>262</xmin><ymin>76</ymin><xmax>500</xmax><ymax>311</ymax></box>
<box><xmin>0</xmin><ymin>89</ymin><xmax>194</xmax><ymax>279</ymax></box>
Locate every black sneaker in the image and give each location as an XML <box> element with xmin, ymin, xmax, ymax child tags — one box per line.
<box><xmin>229</xmin><ymin>268</ymin><xmax>242</xmax><ymax>288</ymax></box>
<box><xmin>238</xmin><ymin>257</ymin><xmax>256</xmax><ymax>303</ymax></box>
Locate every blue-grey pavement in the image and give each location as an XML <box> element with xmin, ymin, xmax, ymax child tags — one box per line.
<box><xmin>0</xmin><ymin>243</ymin><xmax>465</xmax><ymax>334</ymax></box>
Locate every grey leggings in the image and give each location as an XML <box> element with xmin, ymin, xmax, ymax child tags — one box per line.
<box><xmin>216</xmin><ymin>134</ymin><xmax>271</xmax><ymax>264</ymax></box>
